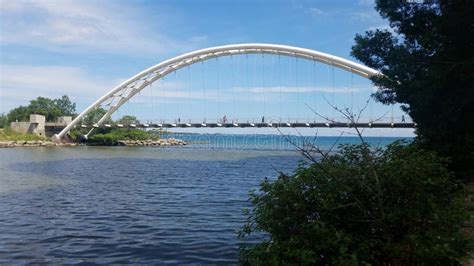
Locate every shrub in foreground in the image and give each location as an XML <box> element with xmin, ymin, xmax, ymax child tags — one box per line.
<box><xmin>239</xmin><ymin>142</ymin><xmax>469</xmax><ymax>265</ymax></box>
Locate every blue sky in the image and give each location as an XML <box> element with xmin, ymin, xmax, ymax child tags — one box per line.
<box><xmin>0</xmin><ymin>0</ymin><xmax>413</xmax><ymax>136</ymax></box>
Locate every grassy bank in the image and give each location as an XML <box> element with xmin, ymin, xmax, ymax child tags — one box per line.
<box><xmin>0</xmin><ymin>128</ymin><xmax>47</xmax><ymax>141</ymax></box>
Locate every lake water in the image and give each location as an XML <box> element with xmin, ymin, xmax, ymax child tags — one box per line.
<box><xmin>0</xmin><ymin>134</ymin><xmax>408</xmax><ymax>264</ymax></box>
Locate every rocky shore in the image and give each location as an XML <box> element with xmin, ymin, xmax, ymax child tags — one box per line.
<box><xmin>117</xmin><ymin>138</ymin><xmax>187</xmax><ymax>146</ymax></box>
<box><xmin>0</xmin><ymin>140</ymin><xmax>80</xmax><ymax>147</ymax></box>
<box><xmin>0</xmin><ymin>138</ymin><xmax>187</xmax><ymax>148</ymax></box>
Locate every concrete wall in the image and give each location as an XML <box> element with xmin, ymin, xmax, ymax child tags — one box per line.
<box><xmin>30</xmin><ymin>114</ymin><xmax>45</xmax><ymax>124</ymax></box>
<box><xmin>10</xmin><ymin>122</ymin><xmax>36</xmax><ymax>134</ymax></box>
<box><xmin>57</xmin><ymin>116</ymin><xmax>72</xmax><ymax>125</ymax></box>
<box><xmin>10</xmin><ymin>114</ymin><xmax>46</xmax><ymax>137</ymax></box>
<box><xmin>10</xmin><ymin>114</ymin><xmax>73</xmax><ymax>137</ymax></box>
<box><xmin>29</xmin><ymin>114</ymin><xmax>45</xmax><ymax>136</ymax></box>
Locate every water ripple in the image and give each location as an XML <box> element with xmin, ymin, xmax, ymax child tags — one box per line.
<box><xmin>0</xmin><ymin>148</ymin><xmax>300</xmax><ymax>264</ymax></box>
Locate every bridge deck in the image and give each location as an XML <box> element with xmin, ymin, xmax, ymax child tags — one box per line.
<box><xmin>75</xmin><ymin>122</ymin><xmax>416</xmax><ymax>129</ymax></box>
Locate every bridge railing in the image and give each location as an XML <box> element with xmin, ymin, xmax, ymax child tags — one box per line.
<box><xmin>137</xmin><ymin>116</ymin><xmax>413</xmax><ymax>125</ymax></box>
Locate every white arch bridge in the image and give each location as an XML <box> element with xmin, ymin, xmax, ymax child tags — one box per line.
<box><xmin>52</xmin><ymin>43</ymin><xmax>415</xmax><ymax>142</ymax></box>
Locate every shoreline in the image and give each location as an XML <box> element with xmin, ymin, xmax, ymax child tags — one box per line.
<box><xmin>0</xmin><ymin>138</ymin><xmax>187</xmax><ymax>148</ymax></box>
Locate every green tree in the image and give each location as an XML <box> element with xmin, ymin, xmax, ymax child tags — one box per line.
<box><xmin>116</xmin><ymin>115</ymin><xmax>139</xmax><ymax>125</ymax></box>
<box><xmin>28</xmin><ymin>97</ymin><xmax>61</xmax><ymax>121</ymax></box>
<box><xmin>67</xmin><ymin>107</ymin><xmax>113</xmax><ymax>140</ymax></box>
<box><xmin>6</xmin><ymin>96</ymin><xmax>77</xmax><ymax>123</ymax></box>
<box><xmin>7</xmin><ymin>105</ymin><xmax>31</xmax><ymax>122</ymax></box>
<box><xmin>82</xmin><ymin>107</ymin><xmax>110</xmax><ymax>125</ymax></box>
<box><xmin>0</xmin><ymin>113</ymin><xmax>8</xmax><ymax>128</ymax></box>
<box><xmin>351</xmin><ymin>0</ymin><xmax>474</xmax><ymax>179</ymax></box>
<box><xmin>240</xmin><ymin>142</ymin><xmax>469</xmax><ymax>265</ymax></box>
<box><xmin>54</xmin><ymin>95</ymin><xmax>76</xmax><ymax>116</ymax></box>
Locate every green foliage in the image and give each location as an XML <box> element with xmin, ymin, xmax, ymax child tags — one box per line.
<box><xmin>28</xmin><ymin>97</ymin><xmax>62</xmax><ymax>121</ymax></box>
<box><xmin>82</xmin><ymin>107</ymin><xmax>109</xmax><ymax>125</ymax></box>
<box><xmin>87</xmin><ymin>133</ymin><xmax>117</xmax><ymax>146</ymax></box>
<box><xmin>68</xmin><ymin>128</ymin><xmax>89</xmax><ymax>142</ymax></box>
<box><xmin>0</xmin><ymin>113</ymin><xmax>8</xmax><ymax>128</ymax></box>
<box><xmin>116</xmin><ymin>115</ymin><xmax>139</xmax><ymax>125</ymax></box>
<box><xmin>351</xmin><ymin>1</ymin><xmax>474</xmax><ymax>179</ymax></box>
<box><xmin>0</xmin><ymin>128</ymin><xmax>47</xmax><ymax>141</ymax></box>
<box><xmin>240</xmin><ymin>142</ymin><xmax>469</xmax><ymax>265</ymax></box>
<box><xmin>69</xmin><ymin>107</ymin><xmax>112</xmax><ymax>139</ymax></box>
<box><xmin>54</xmin><ymin>95</ymin><xmax>76</xmax><ymax>116</ymax></box>
<box><xmin>7</xmin><ymin>106</ymin><xmax>31</xmax><ymax>123</ymax></box>
<box><xmin>87</xmin><ymin>128</ymin><xmax>157</xmax><ymax>145</ymax></box>
<box><xmin>6</xmin><ymin>95</ymin><xmax>77</xmax><ymax>123</ymax></box>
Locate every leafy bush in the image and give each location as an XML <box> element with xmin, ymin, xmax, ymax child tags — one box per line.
<box><xmin>87</xmin><ymin>129</ymin><xmax>158</xmax><ymax>145</ymax></box>
<box><xmin>88</xmin><ymin>133</ymin><xmax>117</xmax><ymax>146</ymax></box>
<box><xmin>239</xmin><ymin>141</ymin><xmax>469</xmax><ymax>265</ymax></box>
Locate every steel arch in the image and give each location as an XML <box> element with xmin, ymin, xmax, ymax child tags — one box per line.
<box><xmin>53</xmin><ymin>43</ymin><xmax>380</xmax><ymax>142</ymax></box>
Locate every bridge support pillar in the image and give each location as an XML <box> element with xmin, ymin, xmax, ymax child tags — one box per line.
<box><xmin>52</xmin><ymin>134</ymin><xmax>61</xmax><ymax>143</ymax></box>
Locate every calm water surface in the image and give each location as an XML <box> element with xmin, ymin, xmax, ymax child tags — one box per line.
<box><xmin>0</xmin><ymin>135</ymin><xmax>408</xmax><ymax>264</ymax></box>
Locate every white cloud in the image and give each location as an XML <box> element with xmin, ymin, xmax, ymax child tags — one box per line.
<box><xmin>0</xmin><ymin>64</ymin><xmax>117</xmax><ymax>111</ymax></box>
<box><xmin>0</xmin><ymin>0</ymin><xmax>206</xmax><ymax>56</ymax></box>
<box><xmin>309</xmin><ymin>7</ymin><xmax>324</xmax><ymax>17</ymax></box>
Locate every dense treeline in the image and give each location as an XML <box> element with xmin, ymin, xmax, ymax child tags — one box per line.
<box><xmin>3</xmin><ymin>95</ymin><xmax>76</xmax><ymax>124</ymax></box>
<box><xmin>241</xmin><ymin>1</ymin><xmax>474</xmax><ymax>264</ymax></box>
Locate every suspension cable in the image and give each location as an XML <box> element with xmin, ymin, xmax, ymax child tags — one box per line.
<box><xmin>270</xmin><ymin>54</ymin><xmax>274</xmax><ymax>122</ymax></box>
<box><xmin>253</xmin><ymin>54</ymin><xmax>257</xmax><ymax>122</ymax></box>
<box><xmin>296</xmin><ymin>57</ymin><xmax>299</xmax><ymax>122</ymax></box>
<box><xmin>331</xmin><ymin>63</ymin><xmax>335</xmax><ymax>120</ymax></box>
<box><xmin>150</xmin><ymin>78</ymin><xmax>154</xmax><ymax>124</ymax></box>
<box><xmin>313</xmin><ymin>60</ymin><xmax>316</xmax><ymax>122</ymax></box>
<box><xmin>289</xmin><ymin>56</ymin><xmax>292</xmax><ymax>122</ymax></box>
<box><xmin>307</xmin><ymin>59</ymin><xmax>311</xmax><ymax>122</ymax></box>
<box><xmin>175</xmin><ymin>70</ymin><xmax>179</xmax><ymax>123</ymax></box>
<box><xmin>278</xmin><ymin>55</ymin><xmax>282</xmax><ymax>123</ymax></box>
<box><xmin>231</xmin><ymin>55</ymin><xmax>236</xmax><ymax>122</ymax></box>
<box><xmin>186</xmin><ymin>65</ymin><xmax>190</xmax><ymax>123</ymax></box>
<box><xmin>216</xmin><ymin>57</ymin><xmax>221</xmax><ymax>122</ymax></box>
<box><xmin>246</xmin><ymin>54</ymin><xmax>250</xmax><ymax>122</ymax></box>
<box><xmin>201</xmin><ymin>60</ymin><xmax>206</xmax><ymax>123</ymax></box>
<box><xmin>162</xmin><ymin>77</ymin><xmax>166</xmax><ymax>123</ymax></box>
<box><xmin>262</xmin><ymin>53</ymin><xmax>266</xmax><ymax>119</ymax></box>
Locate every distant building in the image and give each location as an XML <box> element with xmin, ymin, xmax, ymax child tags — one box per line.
<box><xmin>10</xmin><ymin>114</ymin><xmax>72</xmax><ymax>137</ymax></box>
